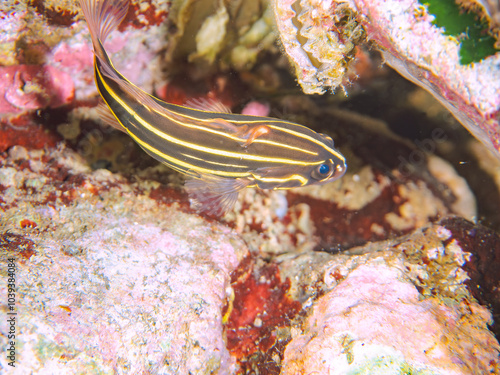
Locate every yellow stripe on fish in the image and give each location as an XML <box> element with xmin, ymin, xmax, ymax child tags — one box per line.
<box><xmin>80</xmin><ymin>0</ymin><xmax>347</xmax><ymax>216</ymax></box>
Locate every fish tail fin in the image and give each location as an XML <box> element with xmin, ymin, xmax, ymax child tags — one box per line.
<box><xmin>79</xmin><ymin>0</ymin><xmax>129</xmax><ymax>60</ymax></box>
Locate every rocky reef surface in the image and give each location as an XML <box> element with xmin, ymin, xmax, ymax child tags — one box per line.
<box><xmin>275</xmin><ymin>0</ymin><xmax>500</xmax><ymax>159</ymax></box>
<box><xmin>1</xmin><ymin>144</ymin><xmax>499</xmax><ymax>373</ymax></box>
<box><xmin>1</xmin><ymin>0</ymin><xmax>500</xmax><ymax>374</ymax></box>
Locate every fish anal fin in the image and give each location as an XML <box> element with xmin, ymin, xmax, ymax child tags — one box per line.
<box><xmin>95</xmin><ymin>102</ymin><xmax>126</xmax><ymax>133</ymax></box>
<box><xmin>185</xmin><ymin>174</ymin><xmax>252</xmax><ymax>217</ymax></box>
<box><xmin>185</xmin><ymin>98</ymin><xmax>232</xmax><ymax>113</ymax></box>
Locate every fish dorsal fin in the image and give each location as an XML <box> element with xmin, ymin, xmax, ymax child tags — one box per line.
<box><xmin>95</xmin><ymin>102</ymin><xmax>127</xmax><ymax>133</ymax></box>
<box><xmin>184</xmin><ymin>98</ymin><xmax>232</xmax><ymax>113</ymax></box>
<box><xmin>185</xmin><ymin>174</ymin><xmax>252</xmax><ymax>216</ymax></box>
<box><xmin>318</xmin><ymin>133</ymin><xmax>334</xmax><ymax>148</ymax></box>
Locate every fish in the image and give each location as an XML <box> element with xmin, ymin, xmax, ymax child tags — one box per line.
<box><xmin>79</xmin><ymin>0</ymin><xmax>347</xmax><ymax>216</ymax></box>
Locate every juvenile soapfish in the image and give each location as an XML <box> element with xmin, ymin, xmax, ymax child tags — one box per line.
<box><xmin>80</xmin><ymin>0</ymin><xmax>347</xmax><ymax>216</ymax></box>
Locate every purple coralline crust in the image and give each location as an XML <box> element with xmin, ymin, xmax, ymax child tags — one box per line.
<box><xmin>282</xmin><ymin>263</ymin><xmax>499</xmax><ymax>374</ymax></box>
<box><xmin>351</xmin><ymin>0</ymin><xmax>500</xmax><ymax>158</ymax></box>
<box><xmin>280</xmin><ymin>222</ymin><xmax>500</xmax><ymax>374</ymax></box>
<box><xmin>0</xmin><ymin>0</ymin><xmax>170</xmax><ymax>108</ymax></box>
<box><xmin>0</xmin><ymin>143</ymin><xmax>495</xmax><ymax>373</ymax></box>
<box><xmin>0</xmin><ymin>65</ymin><xmax>74</xmax><ymax>113</ymax></box>
<box><xmin>0</xmin><ymin>146</ymin><xmax>248</xmax><ymax>373</ymax></box>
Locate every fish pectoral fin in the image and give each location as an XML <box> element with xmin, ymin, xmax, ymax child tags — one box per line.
<box><xmin>95</xmin><ymin>102</ymin><xmax>126</xmax><ymax>133</ymax></box>
<box><xmin>236</xmin><ymin>125</ymin><xmax>271</xmax><ymax>148</ymax></box>
<box><xmin>185</xmin><ymin>174</ymin><xmax>252</xmax><ymax>217</ymax></box>
<box><xmin>208</xmin><ymin>120</ymin><xmax>271</xmax><ymax>148</ymax></box>
<box><xmin>209</xmin><ymin>118</ymin><xmax>242</xmax><ymax>133</ymax></box>
<box><xmin>185</xmin><ymin>98</ymin><xmax>232</xmax><ymax>113</ymax></box>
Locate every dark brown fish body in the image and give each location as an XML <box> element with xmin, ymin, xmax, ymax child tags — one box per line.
<box><xmin>81</xmin><ymin>0</ymin><xmax>347</xmax><ymax>215</ymax></box>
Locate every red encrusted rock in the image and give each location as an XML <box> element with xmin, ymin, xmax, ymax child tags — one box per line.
<box><xmin>0</xmin><ymin>114</ymin><xmax>61</xmax><ymax>153</ymax></box>
<box><xmin>0</xmin><ymin>65</ymin><xmax>74</xmax><ymax>113</ymax></box>
<box><xmin>274</xmin><ymin>0</ymin><xmax>500</xmax><ymax>159</ymax></box>
<box><xmin>440</xmin><ymin>216</ymin><xmax>500</xmax><ymax>338</ymax></box>
<box><xmin>277</xmin><ymin>222</ymin><xmax>499</xmax><ymax>374</ymax></box>
<box><xmin>224</xmin><ymin>255</ymin><xmax>301</xmax><ymax>369</ymax></box>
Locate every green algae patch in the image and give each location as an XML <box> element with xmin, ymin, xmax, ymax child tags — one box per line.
<box><xmin>346</xmin><ymin>354</ymin><xmax>438</xmax><ymax>375</ymax></box>
<box><xmin>419</xmin><ymin>0</ymin><xmax>498</xmax><ymax>64</ymax></box>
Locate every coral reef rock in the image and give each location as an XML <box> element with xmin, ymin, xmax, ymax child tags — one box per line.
<box><xmin>0</xmin><ymin>146</ymin><xmax>248</xmax><ymax>374</ymax></box>
<box><xmin>274</xmin><ymin>0</ymin><xmax>500</xmax><ymax>159</ymax></box>
<box><xmin>280</xmin><ymin>221</ymin><xmax>500</xmax><ymax>375</ymax></box>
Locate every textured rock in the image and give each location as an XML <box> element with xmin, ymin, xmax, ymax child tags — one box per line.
<box><xmin>0</xmin><ymin>146</ymin><xmax>247</xmax><ymax>373</ymax></box>
<box><xmin>0</xmin><ymin>0</ymin><xmax>169</xmax><ymax>108</ymax></box>
<box><xmin>0</xmin><ymin>139</ymin><xmax>497</xmax><ymax>373</ymax></box>
<box><xmin>0</xmin><ymin>1</ymin><xmax>499</xmax><ymax>373</ymax></box>
<box><xmin>274</xmin><ymin>0</ymin><xmax>500</xmax><ymax>159</ymax></box>
<box><xmin>0</xmin><ymin>65</ymin><xmax>74</xmax><ymax>113</ymax></box>
<box><xmin>280</xmin><ymin>223</ymin><xmax>500</xmax><ymax>374</ymax></box>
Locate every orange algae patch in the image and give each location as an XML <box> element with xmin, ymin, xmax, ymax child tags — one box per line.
<box><xmin>225</xmin><ymin>256</ymin><xmax>301</xmax><ymax>363</ymax></box>
<box><xmin>20</xmin><ymin>219</ymin><xmax>38</xmax><ymax>229</ymax></box>
<box><xmin>0</xmin><ymin>232</ymin><xmax>37</xmax><ymax>260</ymax></box>
<box><xmin>119</xmin><ymin>0</ymin><xmax>168</xmax><ymax>31</ymax></box>
<box><xmin>0</xmin><ymin>115</ymin><xmax>61</xmax><ymax>153</ymax></box>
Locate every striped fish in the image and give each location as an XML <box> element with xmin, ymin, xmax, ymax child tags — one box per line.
<box><xmin>80</xmin><ymin>0</ymin><xmax>347</xmax><ymax>216</ymax></box>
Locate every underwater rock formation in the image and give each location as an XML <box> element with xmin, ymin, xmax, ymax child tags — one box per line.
<box><xmin>0</xmin><ymin>146</ymin><xmax>246</xmax><ymax>373</ymax></box>
<box><xmin>0</xmin><ymin>144</ymin><xmax>498</xmax><ymax>372</ymax></box>
<box><xmin>1</xmin><ymin>0</ymin><xmax>500</xmax><ymax>373</ymax></box>
<box><xmin>0</xmin><ymin>65</ymin><xmax>74</xmax><ymax>113</ymax></box>
<box><xmin>274</xmin><ymin>0</ymin><xmax>500</xmax><ymax>159</ymax></box>
<box><xmin>0</xmin><ymin>0</ymin><xmax>169</xmax><ymax>106</ymax></box>
<box><xmin>281</xmin><ymin>234</ymin><xmax>499</xmax><ymax>374</ymax></box>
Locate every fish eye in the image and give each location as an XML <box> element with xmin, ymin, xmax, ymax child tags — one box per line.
<box><xmin>318</xmin><ymin>164</ymin><xmax>330</xmax><ymax>175</ymax></box>
<box><xmin>311</xmin><ymin>162</ymin><xmax>334</xmax><ymax>180</ymax></box>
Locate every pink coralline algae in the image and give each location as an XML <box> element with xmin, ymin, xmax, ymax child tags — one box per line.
<box><xmin>52</xmin><ymin>42</ymin><xmax>94</xmax><ymax>72</ymax></box>
<box><xmin>0</xmin><ymin>65</ymin><xmax>74</xmax><ymax>113</ymax></box>
<box><xmin>0</xmin><ymin>146</ymin><xmax>247</xmax><ymax>373</ymax></box>
<box><xmin>275</xmin><ymin>219</ymin><xmax>500</xmax><ymax>373</ymax></box>
<box><xmin>241</xmin><ymin>101</ymin><xmax>270</xmax><ymax>117</ymax></box>
<box><xmin>282</xmin><ymin>259</ymin><xmax>499</xmax><ymax>374</ymax></box>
